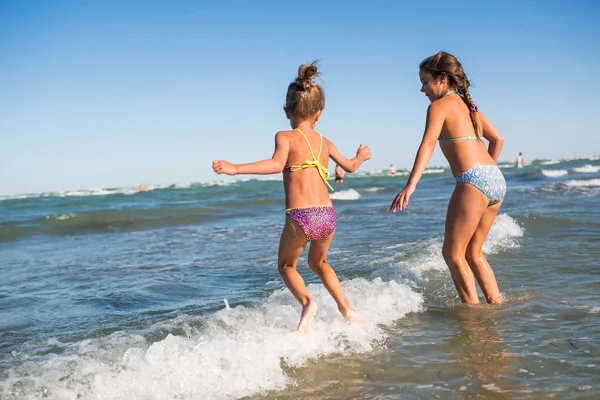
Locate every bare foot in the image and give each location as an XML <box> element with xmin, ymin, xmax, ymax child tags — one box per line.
<box><xmin>343</xmin><ymin>308</ymin><xmax>365</xmax><ymax>327</ymax></box>
<box><xmin>487</xmin><ymin>292</ymin><xmax>503</xmax><ymax>305</ymax></box>
<box><xmin>297</xmin><ymin>300</ymin><xmax>318</xmax><ymax>335</ymax></box>
<box><xmin>489</xmin><ymin>297</ymin><xmax>503</xmax><ymax>306</ymax></box>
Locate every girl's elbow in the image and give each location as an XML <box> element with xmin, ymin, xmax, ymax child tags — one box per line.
<box><xmin>488</xmin><ymin>136</ymin><xmax>504</xmax><ymax>147</ymax></box>
<box><xmin>497</xmin><ymin>138</ymin><xmax>505</xmax><ymax>149</ymax></box>
<box><xmin>272</xmin><ymin>159</ymin><xmax>286</xmax><ymax>173</ymax></box>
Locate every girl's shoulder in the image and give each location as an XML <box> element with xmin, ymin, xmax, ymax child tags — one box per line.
<box><xmin>429</xmin><ymin>96</ymin><xmax>450</xmax><ymax>111</ymax></box>
<box><xmin>275</xmin><ymin>129</ymin><xmax>295</xmax><ymax>136</ymax></box>
<box><xmin>428</xmin><ymin>95</ymin><xmax>463</xmax><ymax>119</ymax></box>
<box><xmin>275</xmin><ymin>129</ymin><xmax>296</xmax><ymax>141</ymax></box>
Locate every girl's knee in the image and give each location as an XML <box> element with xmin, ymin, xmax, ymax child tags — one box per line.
<box><xmin>466</xmin><ymin>242</ymin><xmax>483</xmax><ymax>261</ymax></box>
<box><xmin>308</xmin><ymin>257</ymin><xmax>326</xmax><ymax>275</ymax></box>
<box><xmin>442</xmin><ymin>240</ymin><xmax>473</xmax><ymax>265</ymax></box>
<box><xmin>441</xmin><ymin>246</ymin><xmax>455</xmax><ymax>263</ymax></box>
<box><xmin>278</xmin><ymin>261</ymin><xmax>296</xmax><ymax>273</ymax></box>
<box><xmin>442</xmin><ymin>248</ymin><xmax>467</xmax><ymax>269</ymax></box>
<box><xmin>466</xmin><ymin>249</ymin><xmax>482</xmax><ymax>265</ymax></box>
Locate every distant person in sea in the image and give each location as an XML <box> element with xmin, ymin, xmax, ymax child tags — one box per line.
<box><xmin>516</xmin><ymin>152</ymin><xmax>524</xmax><ymax>169</ymax></box>
<box><xmin>390</xmin><ymin>51</ymin><xmax>507</xmax><ymax>305</ymax></box>
<box><xmin>213</xmin><ymin>60</ymin><xmax>371</xmax><ymax>333</ymax></box>
<box><xmin>334</xmin><ymin>163</ymin><xmax>345</xmax><ymax>184</ymax></box>
<box><xmin>389</xmin><ymin>164</ymin><xmax>397</xmax><ymax>176</ymax></box>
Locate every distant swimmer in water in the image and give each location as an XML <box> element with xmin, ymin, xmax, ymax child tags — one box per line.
<box><xmin>335</xmin><ymin>163</ymin><xmax>344</xmax><ymax>184</ymax></box>
<box><xmin>213</xmin><ymin>60</ymin><xmax>370</xmax><ymax>334</ymax></box>
<box><xmin>516</xmin><ymin>152</ymin><xmax>524</xmax><ymax>169</ymax></box>
<box><xmin>389</xmin><ymin>164</ymin><xmax>397</xmax><ymax>176</ymax></box>
<box><xmin>390</xmin><ymin>51</ymin><xmax>506</xmax><ymax>305</ymax></box>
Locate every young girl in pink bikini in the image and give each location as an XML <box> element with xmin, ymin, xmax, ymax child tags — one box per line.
<box><xmin>213</xmin><ymin>60</ymin><xmax>371</xmax><ymax>334</ymax></box>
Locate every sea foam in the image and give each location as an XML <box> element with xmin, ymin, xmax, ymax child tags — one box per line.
<box><xmin>572</xmin><ymin>165</ymin><xmax>600</xmax><ymax>173</ymax></box>
<box><xmin>386</xmin><ymin>213</ymin><xmax>524</xmax><ymax>279</ymax></box>
<box><xmin>562</xmin><ymin>178</ymin><xmax>600</xmax><ymax>188</ymax></box>
<box><xmin>541</xmin><ymin>169</ymin><xmax>568</xmax><ymax>178</ymax></box>
<box><xmin>330</xmin><ymin>189</ymin><xmax>361</xmax><ymax>200</ymax></box>
<box><xmin>0</xmin><ymin>278</ymin><xmax>423</xmax><ymax>400</ymax></box>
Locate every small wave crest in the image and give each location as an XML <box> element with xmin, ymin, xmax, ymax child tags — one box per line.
<box><xmin>46</xmin><ymin>213</ymin><xmax>78</xmax><ymax>221</ymax></box>
<box><xmin>541</xmin><ymin>169</ymin><xmax>568</xmax><ymax>178</ymax></box>
<box><xmin>572</xmin><ymin>165</ymin><xmax>600</xmax><ymax>174</ymax></box>
<box><xmin>423</xmin><ymin>168</ymin><xmax>446</xmax><ymax>174</ymax></box>
<box><xmin>330</xmin><ymin>189</ymin><xmax>361</xmax><ymax>200</ymax></box>
<box><xmin>540</xmin><ymin>178</ymin><xmax>600</xmax><ymax>196</ymax></box>
<box><xmin>384</xmin><ymin>214</ymin><xmax>523</xmax><ymax>279</ymax></box>
<box><xmin>199</xmin><ymin>179</ymin><xmax>247</xmax><ymax>187</ymax></box>
<box><xmin>539</xmin><ymin>159</ymin><xmax>561</xmax><ymax>165</ymax></box>
<box><xmin>497</xmin><ymin>162</ymin><xmax>516</xmax><ymax>169</ymax></box>
<box><xmin>484</xmin><ymin>214</ymin><xmax>525</xmax><ymax>253</ymax></box>
<box><xmin>0</xmin><ymin>208</ymin><xmax>226</xmax><ymax>242</ymax></box>
<box><xmin>0</xmin><ymin>181</ymin><xmax>246</xmax><ymax>202</ymax></box>
<box><xmin>363</xmin><ymin>187</ymin><xmax>386</xmax><ymax>193</ymax></box>
<box><xmin>561</xmin><ymin>178</ymin><xmax>600</xmax><ymax>188</ymax></box>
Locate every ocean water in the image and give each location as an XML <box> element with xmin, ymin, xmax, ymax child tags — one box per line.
<box><xmin>1</xmin><ymin>156</ymin><xmax>599</xmax><ymax>399</ymax></box>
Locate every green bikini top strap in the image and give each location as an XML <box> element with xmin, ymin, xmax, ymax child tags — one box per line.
<box><xmin>438</xmin><ymin>135</ymin><xmax>478</xmax><ymax>142</ymax></box>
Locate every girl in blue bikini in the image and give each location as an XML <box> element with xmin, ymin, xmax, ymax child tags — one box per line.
<box><xmin>213</xmin><ymin>60</ymin><xmax>371</xmax><ymax>333</ymax></box>
<box><xmin>390</xmin><ymin>51</ymin><xmax>507</xmax><ymax>305</ymax></box>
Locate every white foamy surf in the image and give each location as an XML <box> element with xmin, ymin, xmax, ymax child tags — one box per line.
<box><xmin>1</xmin><ymin>278</ymin><xmax>423</xmax><ymax>400</ymax></box>
<box><xmin>385</xmin><ymin>214</ymin><xmax>524</xmax><ymax>279</ymax></box>
<box><xmin>330</xmin><ymin>189</ymin><xmax>361</xmax><ymax>200</ymax></box>
<box><xmin>541</xmin><ymin>169</ymin><xmax>568</xmax><ymax>178</ymax></box>
<box><xmin>572</xmin><ymin>165</ymin><xmax>600</xmax><ymax>173</ymax></box>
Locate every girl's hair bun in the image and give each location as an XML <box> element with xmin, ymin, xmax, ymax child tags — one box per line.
<box><xmin>295</xmin><ymin>61</ymin><xmax>320</xmax><ymax>89</ymax></box>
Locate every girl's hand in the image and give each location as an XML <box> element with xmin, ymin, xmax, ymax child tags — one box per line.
<box><xmin>357</xmin><ymin>144</ymin><xmax>371</xmax><ymax>161</ymax></box>
<box><xmin>390</xmin><ymin>184</ymin><xmax>416</xmax><ymax>212</ymax></box>
<box><xmin>212</xmin><ymin>160</ymin><xmax>237</xmax><ymax>175</ymax></box>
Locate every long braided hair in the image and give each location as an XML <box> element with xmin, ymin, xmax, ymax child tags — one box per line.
<box><xmin>420</xmin><ymin>51</ymin><xmax>480</xmax><ymax>138</ymax></box>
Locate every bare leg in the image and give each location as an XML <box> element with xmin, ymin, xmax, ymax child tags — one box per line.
<box><xmin>307</xmin><ymin>233</ymin><xmax>365</xmax><ymax>326</ymax></box>
<box><xmin>466</xmin><ymin>201</ymin><xmax>503</xmax><ymax>304</ymax></box>
<box><xmin>443</xmin><ymin>183</ymin><xmax>489</xmax><ymax>304</ymax></box>
<box><xmin>278</xmin><ymin>217</ymin><xmax>316</xmax><ymax>334</ymax></box>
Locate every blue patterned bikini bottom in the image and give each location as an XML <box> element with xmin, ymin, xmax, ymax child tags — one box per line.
<box><xmin>455</xmin><ymin>165</ymin><xmax>507</xmax><ymax>206</ymax></box>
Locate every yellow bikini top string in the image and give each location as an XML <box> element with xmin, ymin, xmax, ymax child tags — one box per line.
<box><xmin>289</xmin><ymin>128</ymin><xmax>334</xmax><ymax>192</ymax></box>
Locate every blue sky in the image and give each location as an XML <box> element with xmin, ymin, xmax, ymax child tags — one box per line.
<box><xmin>1</xmin><ymin>0</ymin><xmax>599</xmax><ymax>195</ymax></box>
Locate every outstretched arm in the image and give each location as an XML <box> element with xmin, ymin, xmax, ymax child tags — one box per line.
<box><xmin>329</xmin><ymin>141</ymin><xmax>371</xmax><ymax>173</ymax></box>
<box><xmin>390</xmin><ymin>103</ymin><xmax>443</xmax><ymax>212</ymax></box>
<box><xmin>478</xmin><ymin>112</ymin><xmax>504</xmax><ymax>162</ymax></box>
<box><xmin>212</xmin><ymin>132</ymin><xmax>290</xmax><ymax>175</ymax></box>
